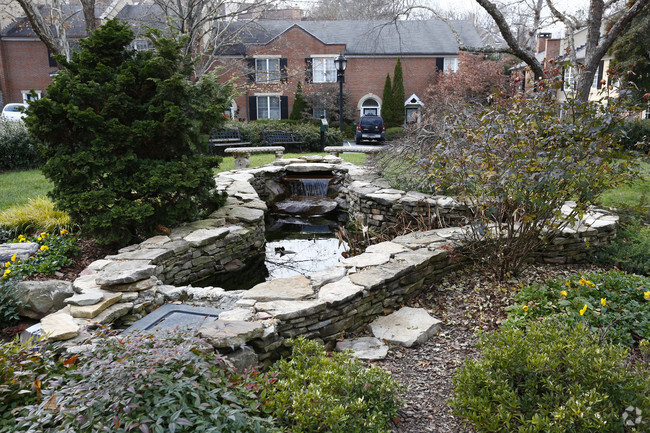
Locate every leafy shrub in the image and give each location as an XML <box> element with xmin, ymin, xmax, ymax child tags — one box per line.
<box><xmin>18</xmin><ymin>331</ymin><xmax>277</xmax><ymax>433</ymax></box>
<box><xmin>0</xmin><ymin>337</ymin><xmax>68</xmax><ymax>432</ymax></box>
<box><xmin>0</xmin><ymin>197</ymin><xmax>72</xmax><ymax>236</ymax></box>
<box><xmin>505</xmin><ymin>271</ymin><xmax>650</xmax><ymax>346</ymax></box>
<box><xmin>451</xmin><ymin>319</ymin><xmax>650</xmax><ymax>432</ymax></box>
<box><xmin>261</xmin><ymin>337</ymin><xmax>401</xmax><ymax>433</ymax></box>
<box><xmin>25</xmin><ymin>20</ymin><xmax>232</xmax><ymax>246</ymax></box>
<box><xmin>0</xmin><ymin>281</ymin><xmax>22</xmax><ymax>325</ymax></box>
<box><xmin>385</xmin><ymin>126</ymin><xmax>404</xmax><ymax>141</ymax></box>
<box><xmin>416</xmin><ymin>74</ymin><xmax>637</xmax><ymax>279</ymax></box>
<box><xmin>233</xmin><ymin>119</ymin><xmax>343</xmax><ymax>151</ymax></box>
<box><xmin>592</xmin><ymin>219</ymin><xmax>650</xmax><ymax>276</ymax></box>
<box><xmin>619</xmin><ymin>118</ymin><xmax>650</xmax><ymax>154</ymax></box>
<box><xmin>0</xmin><ymin>120</ymin><xmax>42</xmax><ymax>170</ymax></box>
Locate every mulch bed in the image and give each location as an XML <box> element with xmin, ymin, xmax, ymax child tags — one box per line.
<box><xmin>373</xmin><ymin>263</ymin><xmax>605</xmax><ymax>433</ymax></box>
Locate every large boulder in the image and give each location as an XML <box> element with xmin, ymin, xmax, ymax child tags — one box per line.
<box><xmin>15</xmin><ymin>280</ymin><xmax>75</xmax><ymax>319</ymax></box>
<box><xmin>0</xmin><ymin>242</ymin><xmax>40</xmax><ymax>262</ymax></box>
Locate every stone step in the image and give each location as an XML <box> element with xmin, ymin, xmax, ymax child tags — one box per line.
<box><xmin>368</xmin><ymin>307</ymin><xmax>442</xmax><ymax>348</ymax></box>
<box><xmin>335</xmin><ymin>336</ymin><xmax>389</xmax><ymax>360</ymax></box>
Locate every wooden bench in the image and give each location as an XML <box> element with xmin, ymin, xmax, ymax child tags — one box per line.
<box><xmin>208</xmin><ymin>127</ymin><xmax>250</xmax><ymax>156</ymax></box>
<box><xmin>261</xmin><ymin>127</ymin><xmax>304</xmax><ymax>152</ymax></box>
<box><xmin>225</xmin><ymin>146</ymin><xmax>285</xmax><ymax>169</ymax></box>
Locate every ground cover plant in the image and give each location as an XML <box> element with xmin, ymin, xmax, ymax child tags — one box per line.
<box><xmin>505</xmin><ymin>270</ymin><xmax>650</xmax><ymax>346</ymax></box>
<box><xmin>451</xmin><ymin>319</ymin><xmax>650</xmax><ymax>432</ymax></box>
<box><xmin>262</xmin><ymin>337</ymin><xmax>401</xmax><ymax>433</ymax></box>
<box><xmin>25</xmin><ymin>19</ymin><xmax>233</xmax><ymax>246</ymax></box>
<box><xmin>15</xmin><ymin>331</ymin><xmax>277</xmax><ymax>433</ymax></box>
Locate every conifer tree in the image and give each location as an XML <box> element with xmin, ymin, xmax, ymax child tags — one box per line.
<box><xmin>290</xmin><ymin>82</ymin><xmax>308</xmax><ymax>120</ymax></box>
<box><xmin>381</xmin><ymin>73</ymin><xmax>393</xmax><ymax>124</ymax></box>
<box><xmin>392</xmin><ymin>57</ymin><xmax>405</xmax><ymax>125</ymax></box>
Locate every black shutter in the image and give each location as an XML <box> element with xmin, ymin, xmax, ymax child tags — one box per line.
<box><xmin>47</xmin><ymin>49</ymin><xmax>57</xmax><ymax>67</ymax></box>
<box><xmin>249</xmin><ymin>96</ymin><xmax>257</xmax><ymax>121</ymax></box>
<box><xmin>305</xmin><ymin>58</ymin><xmax>313</xmax><ymax>83</ymax></box>
<box><xmin>247</xmin><ymin>58</ymin><xmax>256</xmax><ymax>82</ymax></box>
<box><xmin>561</xmin><ymin>68</ymin><xmax>565</xmax><ymax>91</ymax></box>
<box><xmin>280</xmin><ymin>58</ymin><xmax>288</xmax><ymax>82</ymax></box>
<box><xmin>596</xmin><ymin>60</ymin><xmax>605</xmax><ymax>89</ymax></box>
<box><xmin>436</xmin><ymin>57</ymin><xmax>444</xmax><ymax>72</ymax></box>
<box><xmin>280</xmin><ymin>96</ymin><xmax>289</xmax><ymax>119</ymax></box>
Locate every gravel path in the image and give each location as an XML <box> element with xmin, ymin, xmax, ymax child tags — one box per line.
<box><xmin>369</xmin><ymin>263</ymin><xmax>603</xmax><ymax>433</ymax></box>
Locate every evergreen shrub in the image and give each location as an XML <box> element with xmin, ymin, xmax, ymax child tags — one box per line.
<box><xmin>25</xmin><ymin>20</ymin><xmax>232</xmax><ymax>246</ymax></box>
<box><xmin>0</xmin><ymin>120</ymin><xmax>42</xmax><ymax>170</ymax></box>
<box><xmin>451</xmin><ymin>320</ymin><xmax>650</xmax><ymax>432</ymax></box>
<box><xmin>619</xmin><ymin>118</ymin><xmax>650</xmax><ymax>154</ymax></box>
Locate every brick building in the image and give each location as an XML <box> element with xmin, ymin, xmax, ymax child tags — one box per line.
<box><xmin>213</xmin><ymin>19</ymin><xmax>482</xmax><ymax>123</ymax></box>
<box><xmin>0</xmin><ymin>10</ymin><xmax>482</xmax><ymax>123</ymax></box>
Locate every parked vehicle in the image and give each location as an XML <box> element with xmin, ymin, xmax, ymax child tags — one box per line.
<box><xmin>355</xmin><ymin>115</ymin><xmax>386</xmax><ymax>144</ymax></box>
<box><xmin>1</xmin><ymin>103</ymin><xmax>28</xmax><ymax>122</ymax></box>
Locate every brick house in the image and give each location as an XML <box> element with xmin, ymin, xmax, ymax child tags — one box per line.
<box><xmin>213</xmin><ymin>19</ymin><xmax>482</xmax><ymax>123</ymax></box>
<box><xmin>0</xmin><ymin>11</ymin><xmax>482</xmax><ymax>123</ymax></box>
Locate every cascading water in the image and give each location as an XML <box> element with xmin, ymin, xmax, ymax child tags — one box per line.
<box><xmin>287</xmin><ymin>177</ymin><xmax>332</xmax><ymax>197</ymax></box>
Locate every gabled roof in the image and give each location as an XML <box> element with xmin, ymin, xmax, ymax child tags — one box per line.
<box><xmin>224</xmin><ymin>19</ymin><xmax>482</xmax><ymax>56</ymax></box>
<box><xmin>1</xmin><ymin>4</ymin><xmax>108</xmax><ymax>39</ymax></box>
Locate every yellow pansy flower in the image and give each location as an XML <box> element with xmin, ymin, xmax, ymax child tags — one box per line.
<box><xmin>37</xmin><ymin>237</ymin><xmax>42</xmax><ymax>241</ymax></box>
<box><xmin>4</xmin><ymin>262</ymin><xmax>10</xmax><ymax>268</ymax></box>
<box><xmin>644</xmin><ymin>291</ymin><xmax>650</xmax><ymax>300</ymax></box>
<box><xmin>10</xmin><ymin>254</ymin><xmax>17</xmax><ymax>262</ymax></box>
<box><xmin>522</xmin><ymin>305</ymin><xmax>529</xmax><ymax>312</ymax></box>
<box><xmin>40</xmin><ymin>245</ymin><xmax>49</xmax><ymax>252</ymax></box>
<box><xmin>600</xmin><ymin>298</ymin><xmax>606</xmax><ymax>307</ymax></box>
<box><xmin>2</xmin><ymin>269</ymin><xmax>10</xmax><ymax>278</ymax></box>
<box><xmin>60</xmin><ymin>229</ymin><xmax>69</xmax><ymax>235</ymax></box>
<box><xmin>579</xmin><ymin>304</ymin><xmax>588</xmax><ymax>316</ymax></box>
<box><xmin>560</xmin><ymin>290</ymin><xmax>568</xmax><ymax>296</ymax></box>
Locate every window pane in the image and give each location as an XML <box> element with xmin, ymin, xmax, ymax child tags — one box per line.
<box><xmin>269</xmin><ymin>96</ymin><xmax>280</xmax><ymax>119</ymax></box>
<box><xmin>325</xmin><ymin>58</ymin><xmax>336</xmax><ymax>82</ymax></box>
<box><xmin>257</xmin><ymin>96</ymin><xmax>269</xmax><ymax>119</ymax></box>
<box><xmin>256</xmin><ymin>59</ymin><xmax>267</xmax><ymax>82</ymax></box>
<box><xmin>269</xmin><ymin>59</ymin><xmax>280</xmax><ymax>82</ymax></box>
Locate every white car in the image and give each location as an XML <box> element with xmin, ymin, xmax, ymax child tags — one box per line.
<box><xmin>1</xmin><ymin>103</ymin><xmax>28</xmax><ymax>122</ymax></box>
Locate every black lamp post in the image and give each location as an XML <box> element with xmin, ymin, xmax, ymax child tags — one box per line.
<box><xmin>334</xmin><ymin>53</ymin><xmax>347</xmax><ymax>133</ymax></box>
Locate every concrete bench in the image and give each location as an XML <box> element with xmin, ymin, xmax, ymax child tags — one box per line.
<box><xmin>225</xmin><ymin>146</ymin><xmax>285</xmax><ymax>169</ymax></box>
<box><xmin>324</xmin><ymin>145</ymin><xmax>386</xmax><ymax>157</ymax></box>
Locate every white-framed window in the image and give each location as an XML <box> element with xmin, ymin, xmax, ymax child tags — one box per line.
<box><xmin>643</xmin><ymin>106</ymin><xmax>650</xmax><ymax>120</ymax></box>
<box><xmin>131</xmin><ymin>39</ymin><xmax>153</xmax><ymax>52</ymax></box>
<box><xmin>313</xmin><ymin>107</ymin><xmax>327</xmax><ymax>119</ymax></box>
<box><xmin>443</xmin><ymin>57</ymin><xmax>458</xmax><ymax>74</ymax></box>
<box><xmin>21</xmin><ymin>90</ymin><xmax>42</xmax><ymax>103</ymax></box>
<box><xmin>312</xmin><ymin>57</ymin><xmax>336</xmax><ymax>83</ymax></box>
<box><xmin>255</xmin><ymin>58</ymin><xmax>280</xmax><ymax>83</ymax></box>
<box><xmin>361</xmin><ymin>98</ymin><xmax>380</xmax><ymax>116</ymax></box>
<box><xmin>564</xmin><ymin>67</ymin><xmax>575</xmax><ymax>90</ymax></box>
<box><xmin>257</xmin><ymin>96</ymin><xmax>281</xmax><ymax>119</ymax></box>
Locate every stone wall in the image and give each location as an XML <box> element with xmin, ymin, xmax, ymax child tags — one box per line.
<box><xmin>34</xmin><ymin>156</ymin><xmax>619</xmax><ymax>366</ymax></box>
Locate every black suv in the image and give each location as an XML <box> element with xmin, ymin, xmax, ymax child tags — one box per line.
<box><xmin>355</xmin><ymin>115</ymin><xmax>386</xmax><ymax>144</ymax></box>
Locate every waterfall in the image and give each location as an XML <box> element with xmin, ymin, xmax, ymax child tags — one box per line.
<box><xmin>287</xmin><ymin>177</ymin><xmax>332</xmax><ymax>197</ymax></box>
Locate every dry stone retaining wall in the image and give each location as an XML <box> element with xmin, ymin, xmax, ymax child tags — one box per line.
<box><xmin>34</xmin><ymin>156</ymin><xmax>619</xmax><ymax>366</ymax></box>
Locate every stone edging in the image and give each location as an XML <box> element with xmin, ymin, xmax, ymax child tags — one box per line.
<box><xmin>34</xmin><ymin>155</ymin><xmax>618</xmax><ymax>367</ymax></box>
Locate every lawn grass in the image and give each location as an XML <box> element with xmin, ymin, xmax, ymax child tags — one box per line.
<box><xmin>0</xmin><ymin>170</ymin><xmax>52</xmax><ymax>212</ymax></box>
<box><xmin>215</xmin><ymin>152</ymin><xmax>366</xmax><ymax>173</ymax></box>
<box><xmin>598</xmin><ymin>161</ymin><xmax>649</xmax><ymax>209</ymax></box>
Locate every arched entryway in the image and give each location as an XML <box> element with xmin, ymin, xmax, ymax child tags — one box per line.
<box><xmin>358</xmin><ymin>94</ymin><xmax>382</xmax><ymax>117</ymax></box>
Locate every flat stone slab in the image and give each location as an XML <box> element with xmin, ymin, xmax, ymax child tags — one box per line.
<box><xmin>105</xmin><ymin>248</ymin><xmax>173</xmax><ymax>264</ymax></box>
<box><xmin>336</xmin><ymin>337</ymin><xmax>389</xmax><ymax>360</ymax></box>
<box><xmin>309</xmin><ymin>266</ymin><xmax>347</xmax><ymax>289</ymax></box>
<box><xmin>198</xmin><ymin>320</ymin><xmax>264</xmax><ymax>349</ymax></box>
<box><xmin>368</xmin><ymin>307</ymin><xmax>442</xmax><ymax>348</ymax></box>
<box><xmin>242</xmin><ymin>275</ymin><xmax>313</xmax><ymax>302</ymax></box>
<box><xmin>348</xmin><ymin>268</ymin><xmax>394</xmax><ymax>290</ymax></box>
<box><xmin>338</xmin><ymin>253</ymin><xmax>391</xmax><ymax>268</ymax></box>
<box><xmin>65</xmin><ymin>292</ymin><xmax>104</xmax><ymax>306</ymax></box>
<box><xmin>0</xmin><ymin>242</ymin><xmax>40</xmax><ymax>261</ymax></box>
<box><xmin>318</xmin><ymin>277</ymin><xmax>364</xmax><ymax>305</ymax></box>
<box><xmin>69</xmin><ymin>292</ymin><xmax>123</xmax><ymax>319</ymax></box>
<box><xmin>254</xmin><ymin>299</ymin><xmax>326</xmax><ymax>320</ymax></box>
<box><xmin>41</xmin><ymin>312</ymin><xmax>80</xmax><ymax>341</ymax></box>
<box><xmin>365</xmin><ymin>242</ymin><xmax>410</xmax><ymax>255</ymax></box>
<box><xmin>123</xmin><ymin>304</ymin><xmax>224</xmax><ymax>334</ymax></box>
<box><xmin>95</xmin><ymin>261</ymin><xmax>156</xmax><ymax>286</ymax></box>
<box><xmin>219</xmin><ymin>308</ymin><xmax>254</xmax><ymax>321</ymax></box>
<box><xmin>89</xmin><ymin>302</ymin><xmax>133</xmax><ymax>325</ymax></box>
<box><xmin>221</xmin><ymin>206</ymin><xmax>265</xmax><ymax>223</ymax></box>
<box><xmin>102</xmin><ymin>277</ymin><xmax>158</xmax><ymax>292</ymax></box>
<box><xmin>184</xmin><ymin>227</ymin><xmax>230</xmax><ymax>247</ymax></box>
<box><xmin>391</xmin><ymin>230</ymin><xmax>447</xmax><ymax>248</ymax></box>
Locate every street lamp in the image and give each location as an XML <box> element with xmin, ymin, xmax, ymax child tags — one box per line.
<box><xmin>334</xmin><ymin>53</ymin><xmax>347</xmax><ymax>133</ymax></box>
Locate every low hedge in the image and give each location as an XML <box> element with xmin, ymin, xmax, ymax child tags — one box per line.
<box><xmin>0</xmin><ymin>121</ymin><xmax>42</xmax><ymax>171</ymax></box>
<box><xmin>228</xmin><ymin>120</ymin><xmax>343</xmax><ymax>151</ymax></box>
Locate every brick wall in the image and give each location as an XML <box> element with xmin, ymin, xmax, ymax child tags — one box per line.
<box><xmin>0</xmin><ymin>39</ymin><xmax>56</xmax><ymax>103</ymax></box>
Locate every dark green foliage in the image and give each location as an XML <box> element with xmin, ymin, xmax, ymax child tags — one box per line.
<box><xmin>618</xmin><ymin>118</ymin><xmax>650</xmax><ymax>154</ymax></box>
<box><xmin>504</xmin><ymin>270</ymin><xmax>650</xmax><ymax>346</ymax></box>
<box><xmin>17</xmin><ymin>331</ymin><xmax>277</xmax><ymax>433</ymax></box>
<box><xmin>381</xmin><ymin>74</ymin><xmax>393</xmax><ymax>125</ymax></box>
<box><xmin>233</xmin><ymin>120</ymin><xmax>343</xmax><ymax>151</ymax></box>
<box><xmin>0</xmin><ymin>121</ymin><xmax>42</xmax><ymax>170</ymax></box>
<box><xmin>0</xmin><ymin>282</ymin><xmax>21</xmax><ymax>326</ymax></box>
<box><xmin>451</xmin><ymin>320</ymin><xmax>650</xmax><ymax>432</ymax></box>
<box><xmin>593</xmin><ymin>219</ymin><xmax>650</xmax><ymax>276</ymax></box>
<box><xmin>391</xmin><ymin>58</ymin><xmax>405</xmax><ymax>126</ymax></box>
<box><xmin>24</xmin><ymin>20</ymin><xmax>232</xmax><ymax>246</ymax></box>
<box><xmin>0</xmin><ymin>337</ymin><xmax>68</xmax><ymax>432</ymax></box>
<box><xmin>262</xmin><ymin>337</ymin><xmax>401</xmax><ymax>433</ymax></box>
<box><xmin>290</xmin><ymin>82</ymin><xmax>309</xmax><ymax>120</ymax></box>
<box><xmin>610</xmin><ymin>10</ymin><xmax>650</xmax><ymax>100</ymax></box>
